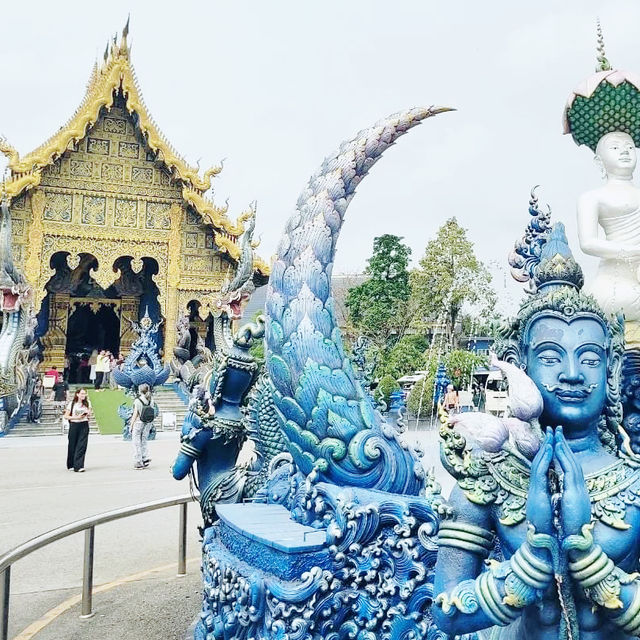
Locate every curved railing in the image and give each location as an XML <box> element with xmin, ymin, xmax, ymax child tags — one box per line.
<box><xmin>0</xmin><ymin>493</ymin><xmax>197</xmax><ymax>640</ymax></box>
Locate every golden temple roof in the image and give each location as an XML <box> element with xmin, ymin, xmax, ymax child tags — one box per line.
<box><xmin>0</xmin><ymin>25</ymin><xmax>269</xmax><ymax>275</ymax></box>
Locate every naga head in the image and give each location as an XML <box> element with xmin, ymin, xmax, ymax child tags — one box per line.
<box><xmin>0</xmin><ymin>197</ymin><xmax>30</xmax><ymax>313</ymax></box>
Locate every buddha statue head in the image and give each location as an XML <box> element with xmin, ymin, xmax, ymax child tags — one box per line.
<box><xmin>594</xmin><ymin>131</ymin><xmax>637</xmax><ymax>179</ymax></box>
<box><xmin>501</xmin><ymin>200</ymin><xmax>625</xmax><ymax>450</ymax></box>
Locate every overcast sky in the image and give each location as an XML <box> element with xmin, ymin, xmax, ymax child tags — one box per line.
<box><xmin>1</xmin><ymin>1</ymin><xmax>639</xmax><ymax>316</ymax></box>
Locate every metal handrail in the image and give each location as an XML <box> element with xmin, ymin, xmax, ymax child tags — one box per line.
<box><xmin>0</xmin><ymin>493</ymin><xmax>197</xmax><ymax>640</ymax></box>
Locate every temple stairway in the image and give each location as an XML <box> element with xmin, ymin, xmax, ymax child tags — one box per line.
<box><xmin>6</xmin><ymin>385</ymin><xmax>188</xmax><ymax>437</ymax></box>
<box><xmin>152</xmin><ymin>385</ymin><xmax>189</xmax><ymax>432</ymax></box>
<box><xmin>8</xmin><ymin>398</ymin><xmax>100</xmax><ymax>437</ymax></box>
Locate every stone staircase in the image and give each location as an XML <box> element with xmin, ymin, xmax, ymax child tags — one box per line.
<box><xmin>5</xmin><ymin>384</ymin><xmax>188</xmax><ymax>437</ymax></box>
<box><xmin>7</xmin><ymin>398</ymin><xmax>100</xmax><ymax>437</ymax></box>
<box><xmin>153</xmin><ymin>385</ymin><xmax>189</xmax><ymax>432</ymax></box>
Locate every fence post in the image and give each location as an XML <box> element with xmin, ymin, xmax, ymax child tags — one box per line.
<box><xmin>80</xmin><ymin>527</ymin><xmax>95</xmax><ymax>618</ymax></box>
<box><xmin>178</xmin><ymin>502</ymin><xmax>187</xmax><ymax>576</ymax></box>
<box><xmin>0</xmin><ymin>566</ymin><xmax>10</xmax><ymax>640</ymax></box>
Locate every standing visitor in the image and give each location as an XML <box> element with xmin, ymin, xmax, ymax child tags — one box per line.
<box><xmin>443</xmin><ymin>384</ymin><xmax>459</xmax><ymax>415</ymax></box>
<box><xmin>88</xmin><ymin>350</ymin><xmax>98</xmax><ymax>385</ymax></box>
<box><xmin>130</xmin><ymin>383</ymin><xmax>157</xmax><ymax>469</ymax></box>
<box><xmin>102</xmin><ymin>351</ymin><xmax>112</xmax><ymax>388</ymax></box>
<box><xmin>94</xmin><ymin>350</ymin><xmax>109</xmax><ymax>391</ymax></box>
<box><xmin>64</xmin><ymin>388</ymin><xmax>92</xmax><ymax>472</ymax></box>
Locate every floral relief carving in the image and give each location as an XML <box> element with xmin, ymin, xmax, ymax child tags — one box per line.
<box><xmin>43</xmin><ymin>193</ymin><xmax>72</xmax><ymax>222</ymax></box>
<box><xmin>103</xmin><ymin>117</ymin><xmax>127</xmax><ymax>134</ymax></box>
<box><xmin>131</xmin><ymin>166</ymin><xmax>153</xmax><ymax>184</ymax></box>
<box><xmin>114</xmin><ymin>198</ymin><xmax>138</xmax><ymax>227</ymax></box>
<box><xmin>118</xmin><ymin>141</ymin><xmax>139</xmax><ymax>159</ymax></box>
<box><xmin>101</xmin><ymin>163</ymin><xmax>124</xmax><ymax>182</ymax></box>
<box><xmin>146</xmin><ymin>201</ymin><xmax>171</xmax><ymax>229</ymax></box>
<box><xmin>81</xmin><ymin>196</ymin><xmax>106</xmax><ymax>225</ymax></box>
<box><xmin>87</xmin><ymin>138</ymin><xmax>110</xmax><ymax>155</ymax></box>
<box><xmin>70</xmin><ymin>160</ymin><xmax>93</xmax><ymax>178</ymax></box>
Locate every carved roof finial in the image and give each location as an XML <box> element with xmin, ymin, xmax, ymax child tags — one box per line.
<box><xmin>596</xmin><ymin>19</ymin><xmax>612</xmax><ymax>72</ymax></box>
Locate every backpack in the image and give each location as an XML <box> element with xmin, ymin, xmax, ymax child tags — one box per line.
<box><xmin>139</xmin><ymin>399</ymin><xmax>156</xmax><ymax>423</ymax></box>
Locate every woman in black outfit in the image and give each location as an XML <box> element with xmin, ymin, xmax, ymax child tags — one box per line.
<box><xmin>64</xmin><ymin>388</ymin><xmax>92</xmax><ymax>472</ymax></box>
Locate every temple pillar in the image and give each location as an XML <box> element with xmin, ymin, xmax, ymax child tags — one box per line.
<box><xmin>164</xmin><ymin>204</ymin><xmax>184</xmax><ymax>363</ymax></box>
<box><xmin>41</xmin><ymin>292</ymin><xmax>70</xmax><ymax>370</ymax></box>
<box><xmin>120</xmin><ymin>296</ymin><xmax>140</xmax><ymax>356</ymax></box>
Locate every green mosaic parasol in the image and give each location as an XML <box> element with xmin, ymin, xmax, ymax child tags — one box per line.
<box><xmin>563</xmin><ymin>22</ymin><xmax>640</xmax><ymax>151</ymax></box>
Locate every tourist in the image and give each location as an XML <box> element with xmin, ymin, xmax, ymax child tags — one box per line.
<box><xmin>88</xmin><ymin>349</ymin><xmax>98</xmax><ymax>385</ymax></box>
<box><xmin>130</xmin><ymin>383</ymin><xmax>157</xmax><ymax>469</ymax></box>
<box><xmin>53</xmin><ymin>378</ymin><xmax>69</xmax><ymax>405</ymax></box>
<box><xmin>63</xmin><ymin>355</ymin><xmax>70</xmax><ymax>382</ymax></box>
<box><xmin>443</xmin><ymin>383</ymin><xmax>459</xmax><ymax>414</ymax></box>
<box><xmin>78</xmin><ymin>354</ymin><xmax>89</xmax><ymax>383</ymax></box>
<box><xmin>44</xmin><ymin>365</ymin><xmax>61</xmax><ymax>400</ymax></box>
<box><xmin>64</xmin><ymin>388</ymin><xmax>92</xmax><ymax>472</ymax></box>
<box><xmin>94</xmin><ymin>350</ymin><xmax>109</xmax><ymax>391</ymax></box>
<box><xmin>29</xmin><ymin>378</ymin><xmax>43</xmax><ymax>424</ymax></box>
<box><xmin>102</xmin><ymin>351</ymin><xmax>112</xmax><ymax>388</ymax></box>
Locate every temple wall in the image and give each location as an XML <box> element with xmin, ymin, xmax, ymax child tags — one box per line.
<box><xmin>10</xmin><ymin>100</ymin><xmax>232</xmax><ymax>366</ymax></box>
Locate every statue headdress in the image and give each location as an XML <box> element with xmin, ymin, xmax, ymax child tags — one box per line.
<box><xmin>563</xmin><ymin>21</ymin><xmax>640</xmax><ymax>151</ymax></box>
<box><xmin>498</xmin><ymin>188</ymin><xmax>624</xmax><ymax>451</ymax></box>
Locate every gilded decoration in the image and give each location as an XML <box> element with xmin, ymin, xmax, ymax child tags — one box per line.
<box><xmin>87</xmin><ymin>138</ymin><xmax>109</xmax><ymax>155</ymax></box>
<box><xmin>81</xmin><ymin>195</ymin><xmax>106</xmax><ymax>225</ymax></box>
<box><xmin>3</xmin><ymin>26</ymin><xmax>270</xmax><ymax>369</ymax></box>
<box><xmin>146</xmin><ymin>201</ymin><xmax>171</xmax><ymax>230</ymax></box>
<box><xmin>103</xmin><ymin>117</ymin><xmax>126</xmax><ymax>134</ymax></box>
<box><xmin>132</xmin><ymin>166</ymin><xmax>153</xmax><ymax>184</ymax></box>
<box><xmin>118</xmin><ymin>141</ymin><xmax>139</xmax><ymax>159</ymax></box>
<box><xmin>102</xmin><ymin>163</ymin><xmax>123</xmax><ymax>182</ymax></box>
<box><xmin>70</xmin><ymin>159</ymin><xmax>93</xmax><ymax>178</ymax></box>
<box><xmin>0</xmin><ymin>29</ymin><xmax>270</xmax><ymax>276</ymax></box>
<box><xmin>43</xmin><ymin>192</ymin><xmax>72</xmax><ymax>222</ymax></box>
<box><xmin>114</xmin><ymin>198</ymin><xmax>138</xmax><ymax>227</ymax></box>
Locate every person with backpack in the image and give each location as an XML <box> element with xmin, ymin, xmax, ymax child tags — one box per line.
<box><xmin>63</xmin><ymin>388</ymin><xmax>92</xmax><ymax>472</ymax></box>
<box><xmin>130</xmin><ymin>383</ymin><xmax>157</xmax><ymax>469</ymax></box>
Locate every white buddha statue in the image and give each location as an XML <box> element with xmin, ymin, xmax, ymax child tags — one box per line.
<box><xmin>577</xmin><ymin>131</ymin><xmax>640</xmax><ymax>331</ymax></box>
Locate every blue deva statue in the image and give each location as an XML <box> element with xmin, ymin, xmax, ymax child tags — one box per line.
<box><xmin>434</xmin><ymin>190</ymin><xmax>640</xmax><ymax>638</ymax></box>
<box><xmin>112</xmin><ymin>309</ymin><xmax>170</xmax><ymax>439</ymax></box>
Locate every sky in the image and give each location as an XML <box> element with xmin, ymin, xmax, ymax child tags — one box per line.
<box><xmin>1</xmin><ymin>0</ymin><xmax>639</xmax><ymax>317</ymax></box>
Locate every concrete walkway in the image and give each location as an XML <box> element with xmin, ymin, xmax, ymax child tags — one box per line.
<box><xmin>0</xmin><ymin>427</ymin><xmax>451</xmax><ymax>639</ymax></box>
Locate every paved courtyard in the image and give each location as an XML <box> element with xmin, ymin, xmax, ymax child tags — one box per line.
<box><xmin>0</xmin><ymin>426</ymin><xmax>450</xmax><ymax>639</ymax></box>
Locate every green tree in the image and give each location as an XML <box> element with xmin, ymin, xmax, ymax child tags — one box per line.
<box><xmin>442</xmin><ymin>349</ymin><xmax>487</xmax><ymax>389</ymax></box>
<box><xmin>378</xmin><ymin>334</ymin><xmax>429</xmax><ymax>380</ymax></box>
<box><xmin>346</xmin><ymin>234</ymin><xmax>412</xmax><ymax>351</ymax></box>
<box><xmin>411</xmin><ymin>218</ymin><xmax>496</xmax><ymax>346</ymax></box>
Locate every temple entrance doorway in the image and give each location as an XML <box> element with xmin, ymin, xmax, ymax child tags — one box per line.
<box><xmin>66</xmin><ymin>302</ymin><xmax>120</xmax><ymax>383</ymax></box>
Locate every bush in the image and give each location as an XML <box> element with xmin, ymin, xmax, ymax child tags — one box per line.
<box><xmin>377</xmin><ymin>374</ymin><xmax>400</xmax><ymax>406</ymax></box>
<box><xmin>407</xmin><ymin>376</ymin><xmax>435</xmax><ymax>418</ymax></box>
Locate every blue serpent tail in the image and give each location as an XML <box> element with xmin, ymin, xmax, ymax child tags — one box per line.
<box><xmin>265</xmin><ymin>107</ymin><xmax>451</xmax><ymax>495</ymax></box>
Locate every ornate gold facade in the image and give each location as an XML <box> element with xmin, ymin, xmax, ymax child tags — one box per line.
<box><xmin>4</xmin><ymin>29</ymin><xmax>269</xmax><ymax>368</ymax></box>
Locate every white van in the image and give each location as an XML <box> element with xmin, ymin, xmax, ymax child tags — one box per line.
<box><xmin>485</xmin><ymin>370</ymin><xmax>509</xmax><ymax>415</ymax></box>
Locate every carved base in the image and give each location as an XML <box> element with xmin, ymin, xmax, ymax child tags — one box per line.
<box><xmin>194</xmin><ymin>485</ymin><xmax>444</xmax><ymax>640</ymax></box>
